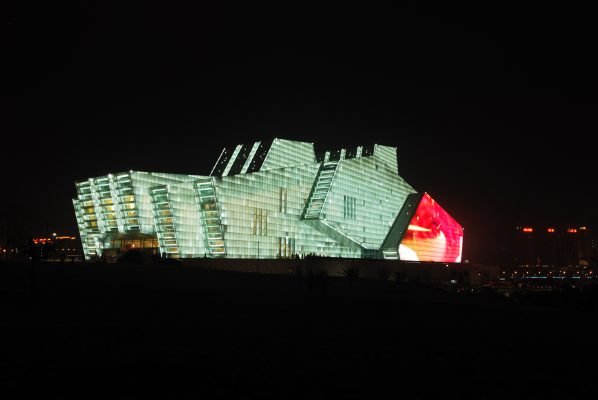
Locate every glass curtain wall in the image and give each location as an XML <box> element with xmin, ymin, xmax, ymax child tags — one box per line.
<box><xmin>73</xmin><ymin>139</ymin><xmax>462</xmax><ymax>261</ymax></box>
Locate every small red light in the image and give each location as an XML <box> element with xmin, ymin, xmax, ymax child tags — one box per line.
<box><xmin>567</xmin><ymin>228</ymin><xmax>577</xmax><ymax>233</ymax></box>
<box><xmin>547</xmin><ymin>228</ymin><xmax>555</xmax><ymax>233</ymax></box>
<box><xmin>523</xmin><ymin>227</ymin><xmax>533</xmax><ymax>233</ymax></box>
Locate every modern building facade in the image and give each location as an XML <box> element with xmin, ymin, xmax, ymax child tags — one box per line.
<box><xmin>73</xmin><ymin>139</ymin><xmax>463</xmax><ymax>262</ymax></box>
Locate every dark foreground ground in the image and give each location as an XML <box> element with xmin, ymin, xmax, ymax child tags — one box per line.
<box><xmin>1</xmin><ymin>261</ymin><xmax>598</xmax><ymax>399</ymax></box>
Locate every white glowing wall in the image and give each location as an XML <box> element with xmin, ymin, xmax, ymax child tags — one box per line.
<box><xmin>73</xmin><ymin>139</ymin><xmax>460</xmax><ymax>261</ymax></box>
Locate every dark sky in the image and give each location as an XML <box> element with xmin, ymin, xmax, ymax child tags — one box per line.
<box><xmin>3</xmin><ymin>3</ymin><xmax>597</xmax><ymax>263</ymax></box>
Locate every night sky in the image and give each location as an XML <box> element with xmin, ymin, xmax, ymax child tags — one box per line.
<box><xmin>3</xmin><ymin>3</ymin><xmax>597</xmax><ymax>263</ymax></box>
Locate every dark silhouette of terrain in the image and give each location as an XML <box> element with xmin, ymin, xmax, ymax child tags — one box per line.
<box><xmin>1</xmin><ymin>260</ymin><xmax>597</xmax><ymax>399</ymax></box>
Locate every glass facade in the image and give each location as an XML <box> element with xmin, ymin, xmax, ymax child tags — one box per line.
<box><xmin>72</xmin><ymin>138</ymin><xmax>463</xmax><ymax>262</ymax></box>
<box><xmin>398</xmin><ymin>193</ymin><xmax>463</xmax><ymax>262</ymax></box>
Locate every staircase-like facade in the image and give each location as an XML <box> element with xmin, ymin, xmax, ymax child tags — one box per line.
<box><xmin>194</xmin><ymin>178</ymin><xmax>226</xmax><ymax>257</ymax></box>
<box><xmin>301</xmin><ymin>161</ymin><xmax>339</xmax><ymax>220</ymax></box>
<box><xmin>149</xmin><ymin>185</ymin><xmax>179</xmax><ymax>257</ymax></box>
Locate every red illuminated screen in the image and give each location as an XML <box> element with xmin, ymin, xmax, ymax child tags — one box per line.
<box><xmin>399</xmin><ymin>193</ymin><xmax>463</xmax><ymax>262</ymax></box>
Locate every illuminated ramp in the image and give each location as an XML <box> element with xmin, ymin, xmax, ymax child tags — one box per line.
<box><xmin>380</xmin><ymin>193</ymin><xmax>463</xmax><ymax>262</ymax></box>
<box><xmin>303</xmin><ymin>219</ymin><xmax>367</xmax><ymax>254</ymax></box>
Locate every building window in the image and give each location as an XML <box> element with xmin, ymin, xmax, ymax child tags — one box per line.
<box><xmin>279</xmin><ymin>188</ymin><xmax>288</xmax><ymax>213</ymax></box>
<box><xmin>278</xmin><ymin>237</ymin><xmax>295</xmax><ymax>258</ymax></box>
<box><xmin>343</xmin><ymin>195</ymin><xmax>356</xmax><ymax>220</ymax></box>
<box><xmin>252</xmin><ymin>207</ymin><xmax>267</xmax><ymax>236</ymax></box>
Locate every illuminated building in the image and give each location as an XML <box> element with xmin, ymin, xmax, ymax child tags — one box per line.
<box><xmin>513</xmin><ymin>225</ymin><xmax>594</xmax><ymax>267</ymax></box>
<box><xmin>72</xmin><ymin>139</ymin><xmax>463</xmax><ymax>261</ymax></box>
